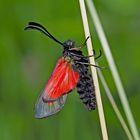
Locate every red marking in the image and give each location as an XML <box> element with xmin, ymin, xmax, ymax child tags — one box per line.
<box><xmin>47</xmin><ymin>101</ymin><xmax>53</xmax><ymax>106</ymax></box>
<box><xmin>42</xmin><ymin>57</ymin><xmax>79</xmax><ymax>101</ymax></box>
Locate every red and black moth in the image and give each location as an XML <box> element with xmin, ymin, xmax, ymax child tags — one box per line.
<box><xmin>25</xmin><ymin>22</ymin><xmax>102</xmax><ymax>119</ymax></box>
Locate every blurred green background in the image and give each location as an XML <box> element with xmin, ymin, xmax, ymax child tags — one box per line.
<box><xmin>0</xmin><ymin>0</ymin><xmax>140</xmax><ymax>140</ymax></box>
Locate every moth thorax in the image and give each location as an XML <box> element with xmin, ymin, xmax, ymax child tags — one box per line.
<box><xmin>64</xmin><ymin>56</ymin><xmax>72</xmax><ymax>63</ymax></box>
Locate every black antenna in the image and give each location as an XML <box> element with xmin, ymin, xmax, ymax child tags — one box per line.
<box><xmin>24</xmin><ymin>22</ymin><xmax>64</xmax><ymax>46</ymax></box>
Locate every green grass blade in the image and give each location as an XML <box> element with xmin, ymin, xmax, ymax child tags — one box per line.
<box><xmin>86</xmin><ymin>0</ymin><xmax>139</xmax><ymax>139</ymax></box>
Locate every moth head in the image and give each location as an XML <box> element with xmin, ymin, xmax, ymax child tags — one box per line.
<box><xmin>63</xmin><ymin>40</ymin><xmax>75</xmax><ymax>49</ymax></box>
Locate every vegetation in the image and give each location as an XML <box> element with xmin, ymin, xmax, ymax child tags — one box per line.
<box><xmin>0</xmin><ymin>0</ymin><xmax>140</xmax><ymax>139</ymax></box>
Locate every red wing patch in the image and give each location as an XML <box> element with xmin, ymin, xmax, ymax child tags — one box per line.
<box><xmin>35</xmin><ymin>57</ymin><xmax>79</xmax><ymax>118</ymax></box>
<box><xmin>42</xmin><ymin>57</ymin><xmax>79</xmax><ymax>102</ymax></box>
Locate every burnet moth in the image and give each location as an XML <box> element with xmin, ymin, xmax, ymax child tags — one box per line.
<box><xmin>25</xmin><ymin>22</ymin><xmax>102</xmax><ymax>119</ymax></box>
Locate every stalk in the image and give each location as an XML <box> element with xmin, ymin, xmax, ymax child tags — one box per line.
<box><xmin>79</xmin><ymin>0</ymin><xmax>108</xmax><ymax>139</ymax></box>
<box><xmin>85</xmin><ymin>0</ymin><xmax>139</xmax><ymax>139</ymax></box>
<box><xmin>98</xmin><ymin>70</ymin><xmax>133</xmax><ymax>140</ymax></box>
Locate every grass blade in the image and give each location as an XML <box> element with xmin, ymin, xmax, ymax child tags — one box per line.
<box><xmin>79</xmin><ymin>0</ymin><xmax>108</xmax><ymax>139</ymax></box>
<box><xmin>86</xmin><ymin>0</ymin><xmax>139</xmax><ymax>139</ymax></box>
<box><xmin>98</xmin><ymin>70</ymin><xmax>133</xmax><ymax>140</ymax></box>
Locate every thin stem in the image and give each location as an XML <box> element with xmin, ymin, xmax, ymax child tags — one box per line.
<box><xmin>79</xmin><ymin>0</ymin><xmax>108</xmax><ymax>140</ymax></box>
<box><xmin>86</xmin><ymin>0</ymin><xmax>139</xmax><ymax>139</ymax></box>
<box><xmin>98</xmin><ymin>70</ymin><xmax>133</xmax><ymax>140</ymax></box>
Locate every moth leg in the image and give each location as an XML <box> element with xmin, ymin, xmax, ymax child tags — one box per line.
<box><xmin>95</xmin><ymin>50</ymin><xmax>102</xmax><ymax>60</ymax></box>
<box><xmin>83</xmin><ymin>50</ymin><xmax>102</xmax><ymax>60</ymax></box>
<box><xmin>70</xmin><ymin>50</ymin><xmax>102</xmax><ymax>60</ymax></box>
<box><xmin>78</xmin><ymin>36</ymin><xmax>90</xmax><ymax>49</ymax></box>
<box><xmin>75</xmin><ymin>61</ymin><xmax>105</xmax><ymax>69</ymax></box>
<box><xmin>70</xmin><ymin>53</ymin><xmax>94</xmax><ymax>58</ymax></box>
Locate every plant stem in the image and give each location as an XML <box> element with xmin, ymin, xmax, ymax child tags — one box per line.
<box><xmin>98</xmin><ymin>70</ymin><xmax>133</xmax><ymax>140</ymax></box>
<box><xmin>86</xmin><ymin>0</ymin><xmax>139</xmax><ymax>139</ymax></box>
<box><xmin>79</xmin><ymin>0</ymin><xmax>108</xmax><ymax>139</ymax></box>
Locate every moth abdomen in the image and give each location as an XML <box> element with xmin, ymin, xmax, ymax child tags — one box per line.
<box><xmin>76</xmin><ymin>64</ymin><xmax>96</xmax><ymax>110</ymax></box>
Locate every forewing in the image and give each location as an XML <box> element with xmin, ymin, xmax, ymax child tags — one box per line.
<box><xmin>35</xmin><ymin>57</ymin><xmax>79</xmax><ymax>118</ymax></box>
<box><xmin>42</xmin><ymin>57</ymin><xmax>79</xmax><ymax>101</ymax></box>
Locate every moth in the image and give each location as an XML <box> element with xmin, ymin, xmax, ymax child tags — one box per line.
<box><xmin>25</xmin><ymin>22</ymin><xmax>101</xmax><ymax>118</ymax></box>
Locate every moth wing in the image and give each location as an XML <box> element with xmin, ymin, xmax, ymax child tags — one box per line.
<box><xmin>35</xmin><ymin>57</ymin><xmax>79</xmax><ymax>118</ymax></box>
<box><xmin>42</xmin><ymin>57</ymin><xmax>79</xmax><ymax>101</ymax></box>
<box><xmin>35</xmin><ymin>94</ymin><xmax>67</xmax><ymax>118</ymax></box>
